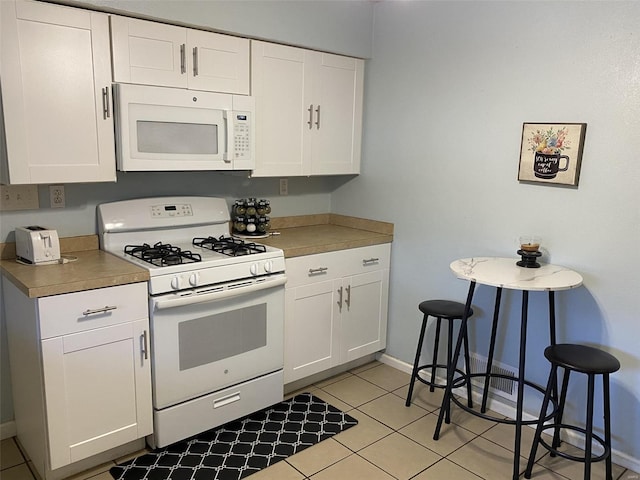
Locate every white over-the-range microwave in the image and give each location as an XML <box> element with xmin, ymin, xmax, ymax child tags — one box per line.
<box><xmin>114</xmin><ymin>83</ymin><xmax>255</xmax><ymax>171</ymax></box>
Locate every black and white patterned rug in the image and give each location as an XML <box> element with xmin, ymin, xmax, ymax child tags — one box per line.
<box><xmin>110</xmin><ymin>392</ymin><xmax>358</xmax><ymax>480</ymax></box>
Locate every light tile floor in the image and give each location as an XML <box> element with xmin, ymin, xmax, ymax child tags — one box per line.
<box><xmin>1</xmin><ymin>361</ymin><xmax>638</xmax><ymax>480</ymax></box>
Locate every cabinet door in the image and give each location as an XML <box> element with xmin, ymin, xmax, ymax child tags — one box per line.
<box><xmin>251</xmin><ymin>41</ymin><xmax>311</xmax><ymax>177</ymax></box>
<box><xmin>111</xmin><ymin>16</ymin><xmax>187</xmax><ymax>88</ymax></box>
<box><xmin>0</xmin><ymin>0</ymin><xmax>115</xmax><ymax>184</ymax></box>
<box><xmin>310</xmin><ymin>53</ymin><xmax>364</xmax><ymax>175</ymax></box>
<box><xmin>188</xmin><ymin>30</ymin><xmax>249</xmax><ymax>94</ymax></box>
<box><xmin>41</xmin><ymin>319</ymin><xmax>152</xmax><ymax>469</ymax></box>
<box><xmin>284</xmin><ymin>280</ymin><xmax>341</xmax><ymax>383</ymax></box>
<box><xmin>342</xmin><ymin>269</ymin><xmax>389</xmax><ymax>363</ymax></box>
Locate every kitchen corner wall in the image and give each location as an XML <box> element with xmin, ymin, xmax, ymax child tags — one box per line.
<box><xmin>331</xmin><ymin>0</ymin><xmax>640</xmax><ymax>467</ymax></box>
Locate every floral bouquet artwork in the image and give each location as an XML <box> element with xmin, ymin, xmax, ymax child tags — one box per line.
<box><xmin>518</xmin><ymin>123</ymin><xmax>586</xmax><ymax>186</ymax></box>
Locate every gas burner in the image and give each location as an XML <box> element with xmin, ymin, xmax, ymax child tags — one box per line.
<box><xmin>124</xmin><ymin>242</ymin><xmax>202</xmax><ymax>267</ymax></box>
<box><xmin>193</xmin><ymin>235</ymin><xmax>267</xmax><ymax>257</ymax></box>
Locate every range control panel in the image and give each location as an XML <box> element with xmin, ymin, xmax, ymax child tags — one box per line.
<box><xmin>151</xmin><ymin>203</ymin><xmax>193</xmax><ymax>218</ymax></box>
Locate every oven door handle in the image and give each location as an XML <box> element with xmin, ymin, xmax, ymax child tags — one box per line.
<box><xmin>153</xmin><ymin>275</ymin><xmax>287</xmax><ymax>310</ymax></box>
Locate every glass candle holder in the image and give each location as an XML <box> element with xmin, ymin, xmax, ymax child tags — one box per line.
<box><xmin>517</xmin><ymin>235</ymin><xmax>542</xmax><ymax>268</ymax></box>
<box><xmin>519</xmin><ymin>235</ymin><xmax>541</xmax><ymax>252</ymax></box>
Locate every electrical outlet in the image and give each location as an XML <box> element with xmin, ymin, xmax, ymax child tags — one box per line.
<box><xmin>279</xmin><ymin>178</ymin><xmax>289</xmax><ymax>196</ymax></box>
<box><xmin>0</xmin><ymin>185</ymin><xmax>39</xmax><ymax>211</ymax></box>
<box><xmin>49</xmin><ymin>185</ymin><xmax>65</xmax><ymax>208</ymax></box>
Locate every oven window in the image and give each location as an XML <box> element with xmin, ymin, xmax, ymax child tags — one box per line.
<box><xmin>178</xmin><ymin>304</ymin><xmax>267</xmax><ymax>371</ymax></box>
<box><xmin>137</xmin><ymin>121</ymin><xmax>218</xmax><ymax>154</ymax></box>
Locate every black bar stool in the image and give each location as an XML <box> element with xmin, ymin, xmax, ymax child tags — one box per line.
<box><xmin>525</xmin><ymin>344</ymin><xmax>620</xmax><ymax>480</ymax></box>
<box><xmin>405</xmin><ymin>300</ymin><xmax>474</xmax><ymax>416</ymax></box>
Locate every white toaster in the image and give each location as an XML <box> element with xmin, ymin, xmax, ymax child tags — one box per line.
<box><xmin>15</xmin><ymin>226</ymin><xmax>61</xmax><ymax>264</ymax></box>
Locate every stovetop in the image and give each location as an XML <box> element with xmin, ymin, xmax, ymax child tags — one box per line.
<box><xmin>193</xmin><ymin>236</ymin><xmax>267</xmax><ymax>257</ymax></box>
<box><xmin>124</xmin><ymin>236</ymin><xmax>270</xmax><ymax>268</ymax></box>
<box><xmin>125</xmin><ymin>242</ymin><xmax>203</xmax><ymax>267</ymax></box>
<box><xmin>97</xmin><ymin>196</ymin><xmax>285</xmax><ymax>295</ymax></box>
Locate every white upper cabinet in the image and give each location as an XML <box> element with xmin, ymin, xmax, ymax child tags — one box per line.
<box><xmin>111</xmin><ymin>16</ymin><xmax>250</xmax><ymax>95</ymax></box>
<box><xmin>0</xmin><ymin>0</ymin><xmax>116</xmax><ymax>184</ymax></box>
<box><xmin>251</xmin><ymin>40</ymin><xmax>364</xmax><ymax>177</ymax></box>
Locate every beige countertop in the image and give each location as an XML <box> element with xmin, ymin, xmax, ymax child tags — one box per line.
<box><xmin>262</xmin><ymin>214</ymin><xmax>394</xmax><ymax>258</ymax></box>
<box><xmin>0</xmin><ymin>215</ymin><xmax>392</xmax><ymax>297</ymax></box>
<box><xmin>0</xmin><ymin>236</ymin><xmax>149</xmax><ymax>298</ymax></box>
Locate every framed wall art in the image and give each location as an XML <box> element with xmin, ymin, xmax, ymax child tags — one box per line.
<box><xmin>517</xmin><ymin>123</ymin><xmax>587</xmax><ymax>186</ymax></box>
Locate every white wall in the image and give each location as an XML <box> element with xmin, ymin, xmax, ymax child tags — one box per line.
<box><xmin>332</xmin><ymin>0</ymin><xmax>640</xmax><ymax>465</ymax></box>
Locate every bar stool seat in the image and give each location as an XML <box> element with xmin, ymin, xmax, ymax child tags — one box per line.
<box><xmin>405</xmin><ymin>300</ymin><xmax>474</xmax><ymax>411</ymax></box>
<box><xmin>525</xmin><ymin>344</ymin><xmax>620</xmax><ymax>480</ymax></box>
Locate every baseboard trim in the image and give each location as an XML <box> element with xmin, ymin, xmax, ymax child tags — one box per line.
<box><xmin>376</xmin><ymin>353</ymin><xmax>640</xmax><ymax>474</ymax></box>
<box><xmin>1</xmin><ymin>420</ymin><xmax>16</xmax><ymax>440</ymax></box>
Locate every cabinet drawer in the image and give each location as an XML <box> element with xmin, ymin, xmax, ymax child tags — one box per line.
<box><xmin>39</xmin><ymin>283</ymin><xmax>148</xmax><ymax>339</ymax></box>
<box><xmin>285</xmin><ymin>251</ymin><xmax>344</xmax><ymax>288</ymax></box>
<box><xmin>340</xmin><ymin>244</ymin><xmax>391</xmax><ymax>275</ymax></box>
<box><xmin>285</xmin><ymin>244</ymin><xmax>391</xmax><ymax>288</ymax></box>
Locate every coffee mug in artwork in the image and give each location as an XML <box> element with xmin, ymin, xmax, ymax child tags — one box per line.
<box><xmin>533</xmin><ymin>152</ymin><xmax>569</xmax><ymax>179</ymax></box>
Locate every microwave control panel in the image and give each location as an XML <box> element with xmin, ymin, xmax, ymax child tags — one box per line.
<box><xmin>233</xmin><ymin>112</ymin><xmax>252</xmax><ymax>160</ymax></box>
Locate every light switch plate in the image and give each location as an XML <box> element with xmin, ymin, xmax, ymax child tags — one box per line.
<box><xmin>279</xmin><ymin>178</ymin><xmax>288</xmax><ymax>196</ymax></box>
<box><xmin>0</xmin><ymin>184</ymin><xmax>39</xmax><ymax>211</ymax></box>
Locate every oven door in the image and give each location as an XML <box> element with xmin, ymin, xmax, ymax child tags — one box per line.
<box><xmin>149</xmin><ymin>275</ymin><xmax>285</xmax><ymax>410</ymax></box>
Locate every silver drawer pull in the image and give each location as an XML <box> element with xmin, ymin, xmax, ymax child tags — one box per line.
<box><xmin>82</xmin><ymin>305</ymin><xmax>117</xmax><ymax>316</ymax></box>
<box><xmin>363</xmin><ymin>258</ymin><xmax>380</xmax><ymax>265</ymax></box>
<box><xmin>140</xmin><ymin>330</ymin><xmax>148</xmax><ymax>360</ymax></box>
<box><xmin>308</xmin><ymin>267</ymin><xmax>328</xmax><ymax>275</ymax></box>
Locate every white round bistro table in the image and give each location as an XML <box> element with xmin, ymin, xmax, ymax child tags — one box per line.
<box><xmin>433</xmin><ymin>257</ymin><xmax>583</xmax><ymax>480</ymax></box>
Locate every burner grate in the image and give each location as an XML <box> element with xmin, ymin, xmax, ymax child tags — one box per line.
<box><xmin>124</xmin><ymin>242</ymin><xmax>202</xmax><ymax>267</ymax></box>
<box><xmin>193</xmin><ymin>236</ymin><xmax>267</xmax><ymax>257</ymax></box>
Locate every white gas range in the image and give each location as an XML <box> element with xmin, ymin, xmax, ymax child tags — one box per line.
<box><xmin>98</xmin><ymin>196</ymin><xmax>286</xmax><ymax>448</ymax></box>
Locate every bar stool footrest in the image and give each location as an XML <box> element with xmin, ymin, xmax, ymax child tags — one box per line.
<box><xmin>450</xmin><ymin>373</ymin><xmax>558</xmax><ymax>425</ymax></box>
<box><xmin>414</xmin><ymin>364</ymin><xmax>468</xmax><ymax>389</ymax></box>
<box><xmin>538</xmin><ymin>424</ymin><xmax>610</xmax><ymax>463</ymax></box>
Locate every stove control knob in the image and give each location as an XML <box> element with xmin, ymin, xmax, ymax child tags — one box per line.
<box><xmin>264</xmin><ymin>260</ymin><xmax>273</xmax><ymax>273</ymax></box>
<box><xmin>250</xmin><ymin>263</ymin><xmax>259</xmax><ymax>276</ymax></box>
<box><xmin>189</xmin><ymin>273</ymin><xmax>199</xmax><ymax>287</ymax></box>
<box><xmin>171</xmin><ymin>276</ymin><xmax>180</xmax><ymax>290</ymax></box>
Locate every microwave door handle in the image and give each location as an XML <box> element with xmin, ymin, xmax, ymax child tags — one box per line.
<box><xmin>223</xmin><ymin>110</ymin><xmax>232</xmax><ymax>163</ymax></box>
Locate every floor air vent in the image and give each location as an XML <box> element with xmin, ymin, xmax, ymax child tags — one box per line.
<box><xmin>465</xmin><ymin>353</ymin><xmax>518</xmax><ymax>403</ymax></box>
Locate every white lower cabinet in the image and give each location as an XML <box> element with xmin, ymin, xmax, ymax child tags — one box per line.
<box><xmin>284</xmin><ymin>244</ymin><xmax>390</xmax><ymax>383</ymax></box>
<box><xmin>2</xmin><ymin>280</ymin><xmax>152</xmax><ymax>479</ymax></box>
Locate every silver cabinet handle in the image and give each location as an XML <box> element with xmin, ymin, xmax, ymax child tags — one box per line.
<box><xmin>337</xmin><ymin>286</ymin><xmax>343</xmax><ymax>311</ymax></box>
<box><xmin>345</xmin><ymin>285</ymin><xmax>351</xmax><ymax>309</ymax></box>
<box><xmin>308</xmin><ymin>267</ymin><xmax>328</xmax><ymax>275</ymax></box>
<box><xmin>307</xmin><ymin>104</ymin><xmax>314</xmax><ymax>129</ymax></box>
<box><xmin>82</xmin><ymin>305</ymin><xmax>117</xmax><ymax>316</ymax></box>
<box><xmin>363</xmin><ymin>257</ymin><xmax>380</xmax><ymax>265</ymax></box>
<box><xmin>193</xmin><ymin>46</ymin><xmax>199</xmax><ymax>76</ymax></box>
<box><xmin>315</xmin><ymin>105</ymin><xmax>321</xmax><ymax>129</ymax></box>
<box><xmin>180</xmin><ymin>43</ymin><xmax>186</xmax><ymax>74</ymax></box>
<box><xmin>140</xmin><ymin>330</ymin><xmax>148</xmax><ymax>360</ymax></box>
<box><xmin>101</xmin><ymin>87</ymin><xmax>110</xmax><ymax>119</ymax></box>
